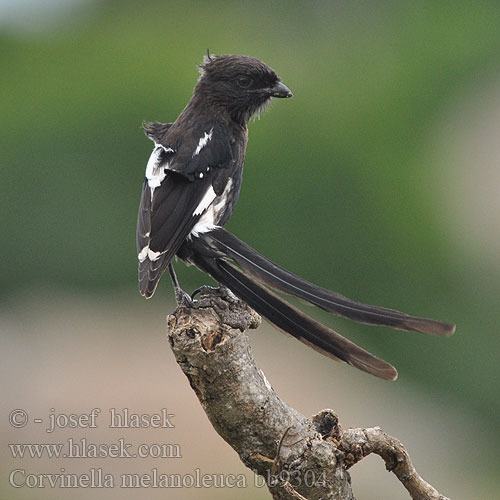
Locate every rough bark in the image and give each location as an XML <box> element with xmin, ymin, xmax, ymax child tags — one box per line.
<box><xmin>166</xmin><ymin>287</ymin><xmax>450</xmax><ymax>500</ymax></box>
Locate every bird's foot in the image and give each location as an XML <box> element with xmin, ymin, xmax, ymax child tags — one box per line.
<box><xmin>191</xmin><ymin>285</ymin><xmax>239</xmax><ymax>302</ymax></box>
<box><xmin>218</xmin><ymin>284</ymin><xmax>239</xmax><ymax>302</ymax></box>
<box><xmin>190</xmin><ymin>285</ymin><xmax>220</xmax><ymax>300</ymax></box>
<box><xmin>174</xmin><ymin>287</ymin><xmax>194</xmax><ymax>308</ymax></box>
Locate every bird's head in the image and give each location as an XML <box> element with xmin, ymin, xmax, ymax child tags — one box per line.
<box><xmin>194</xmin><ymin>53</ymin><xmax>292</xmax><ymax>124</ymax></box>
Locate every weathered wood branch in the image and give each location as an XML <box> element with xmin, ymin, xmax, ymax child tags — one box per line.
<box><xmin>339</xmin><ymin>427</ymin><xmax>451</xmax><ymax>500</ymax></box>
<box><xmin>166</xmin><ymin>287</ymin><xmax>450</xmax><ymax>500</ymax></box>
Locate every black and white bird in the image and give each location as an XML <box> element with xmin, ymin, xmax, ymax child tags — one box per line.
<box><xmin>137</xmin><ymin>53</ymin><xmax>455</xmax><ymax>380</ymax></box>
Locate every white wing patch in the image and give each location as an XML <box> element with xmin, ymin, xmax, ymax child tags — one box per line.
<box><xmin>193</xmin><ymin>128</ymin><xmax>213</xmax><ymax>157</ymax></box>
<box><xmin>138</xmin><ymin>185</ymin><xmax>217</xmax><ymax>263</ymax></box>
<box><xmin>193</xmin><ymin>186</ymin><xmax>217</xmax><ymax>216</ymax></box>
<box><xmin>147</xmin><ymin>249</ymin><xmax>164</xmax><ymax>261</ymax></box>
<box><xmin>138</xmin><ymin>245</ymin><xmax>149</xmax><ymax>262</ymax></box>
<box><xmin>145</xmin><ymin>144</ymin><xmax>174</xmax><ymax>200</ymax></box>
<box><xmin>138</xmin><ymin>245</ymin><xmax>166</xmax><ymax>263</ymax></box>
<box><xmin>190</xmin><ymin>178</ymin><xmax>233</xmax><ymax>237</ymax></box>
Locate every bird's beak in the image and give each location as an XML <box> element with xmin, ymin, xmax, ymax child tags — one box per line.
<box><xmin>269</xmin><ymin>81</ymin><xmax>293</xmax><ymax>98</ymax></box>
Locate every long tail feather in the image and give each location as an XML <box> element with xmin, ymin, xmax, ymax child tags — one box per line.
<box><xmin>205</xmin><ymin>228</ymin><xmax>455</xmax><ymax>336</ymax></box>
<box><xmin>193</xmin><ymin>255</ymin><xmax>398</xmax><ymax>380</ymax></box>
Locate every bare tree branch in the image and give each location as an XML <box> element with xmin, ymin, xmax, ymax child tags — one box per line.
<box><xmin>339</xmin><ymin>427</ymin><xmax>451</xmax><ymax>500</ymax></box>
<box><xmin>166</xmin><ymin>287</ymin><xmax>450</xmax><ymax>500</ymax></box>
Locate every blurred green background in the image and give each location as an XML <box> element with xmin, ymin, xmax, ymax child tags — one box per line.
<box><xmin>2</xmin><ymin>1</ymin><xmax>499</xmax><ymax>499</ymax></box>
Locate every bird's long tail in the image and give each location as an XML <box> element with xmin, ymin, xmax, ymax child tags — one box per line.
<box><xmin>192</xmin><ymin>253</ymin><xmax>399</xmax><ymax>380</ymax></box>
<box><xmin>186</xmin><ymin>228</ymin><xmax>455</xmax><ymax>380</ymax></box>
<box><xmin>203</xmin><ymin>228</ymin><xmax>455</xmax><ymax>336</ymax></box>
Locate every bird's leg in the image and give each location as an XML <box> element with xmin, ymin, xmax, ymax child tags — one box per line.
<box><xmin>168</xmin><ymin>264</ymin><xmax>193</xmax><ymax>307</ymax></box>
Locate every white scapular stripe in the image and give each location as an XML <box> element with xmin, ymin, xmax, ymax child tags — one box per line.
<box><xmin>145</xmin><ymin>144</ymin><xmax>174</xmax><ymax>190</ymax></box>
<box><xmin>193</xmin><ymin>128</ymin><xmax>213</xmax><ymax>156</ymax></box>
<box><xmin>193</xmin><ymin>186</ymin><xmax>217</xmax><ymax>216</ymax></box>
<box><xmin>189</xmin><ymin>221</ymin><xmax>218</xmax><ymax>238</ymax></box>
<box><xmin>190</xmin><ymin>178</ymin><xmax>232</xmax><ymax>237</ymax></box>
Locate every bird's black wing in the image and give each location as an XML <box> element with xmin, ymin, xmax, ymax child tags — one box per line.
<box><xmin>137</xmin><ymin>124</ymin><xmax>234</xmax><ymax>298</ymax></box>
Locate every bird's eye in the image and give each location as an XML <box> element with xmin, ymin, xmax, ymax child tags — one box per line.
<box><xmin>237</xmin><ymin>76</ymin><xmax>252</xmax><ymax>88</ymax></box>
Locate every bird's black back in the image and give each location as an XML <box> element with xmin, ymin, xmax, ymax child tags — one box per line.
<box><xmin>137</xmin><ymin>54</ymin><xmax>284</xmax><ymax>297</ymax></box>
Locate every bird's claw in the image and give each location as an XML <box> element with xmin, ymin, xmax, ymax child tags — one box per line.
<box><xmin>190</xmin><ymin>285</ymin><xmax>220</xmax><ymax>300</ymax></box>
<box><xmin>175</xmin><ymin>287</ymin><xmax>194</xmax><ymax>308</ymax></box>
